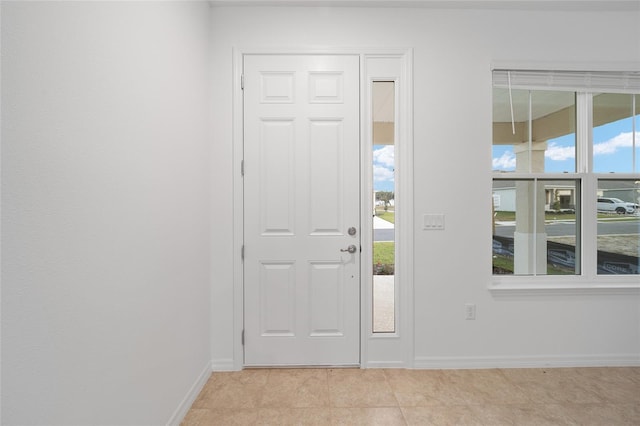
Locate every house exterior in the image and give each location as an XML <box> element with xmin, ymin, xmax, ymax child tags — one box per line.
<box><xmin>494</xmin><ymin>180</ymin><xmax>639</xmax><ymax>212</ymax></box>
<box><xmin>2</xmin><ymin>1</ymin><xmax>639</xmax><ymax>424</ymax></box>
<box><xmin>599</xmin><ymin>180</ymin><xmax>640</xmax><ymax>205</ymax></box>
<box><xmin>493</xmin><ymin>182</ymin><xmax>578</xmax><ymax>212</ymax></box>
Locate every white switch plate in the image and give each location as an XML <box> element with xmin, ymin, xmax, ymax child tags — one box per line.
<box><xmin>465</xmin><ymin>303</ymin><xmax>476</xmax><ymax>320</ymax></box>
<box><xmin>423</xmin><ymin>213</ymin><xmax>445</xmax><ymax>230</ymax></box>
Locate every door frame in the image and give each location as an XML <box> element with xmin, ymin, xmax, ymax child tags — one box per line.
<box><xmin>231</xmin><ymin>47</ymin><xmax>414</xmax><ymax>370</ymax></box>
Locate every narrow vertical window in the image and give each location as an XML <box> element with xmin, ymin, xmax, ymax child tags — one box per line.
<box><xmin>372</xmin><ymin>81</ymin><xmax>395</xmax><ymax>333</ymax></box>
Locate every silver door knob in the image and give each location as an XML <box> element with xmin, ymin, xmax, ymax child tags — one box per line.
<box><xmin>340</xmin><ymin>244</ymin><xmax>357</xmax><ymax>254</ymax></box>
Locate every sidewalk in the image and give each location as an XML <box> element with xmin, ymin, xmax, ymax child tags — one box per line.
<box><xmin>373</xmin><ymin>216</ymin><xmax>394</xmax><ymax>229</ymax></box>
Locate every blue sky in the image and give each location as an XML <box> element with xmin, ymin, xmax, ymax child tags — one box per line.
<box><xmin>492</xmin><ymin>116</ymin><xmax>640</xmax><ymax>173</ymax></box>
<box><xmin>378</xmin><ymin>116</ymin><xmax>638</xmax><ymax>191</ymax></box>
<box><xmin>373</xmin><ymin>145</ymin><xmax>394</xmax><ymax>192</ymax></box>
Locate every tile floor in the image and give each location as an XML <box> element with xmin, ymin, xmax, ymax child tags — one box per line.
<box><xmin>182</xmin><ymin>367</ymin><xmax>640</xmax><ymax>425</ymax></box>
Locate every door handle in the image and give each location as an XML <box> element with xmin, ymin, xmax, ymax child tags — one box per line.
<box><xmin>340</xmin><ymin>244</ymin><xmax>358</xmax><ymax>254</ymax></box>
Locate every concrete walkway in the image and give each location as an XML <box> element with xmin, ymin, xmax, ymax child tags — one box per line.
<box><xmin>373</xmin><ymin>216</ymin><xmax>394</xmax><ymax>229</ymax></box>
<box><xmin>373</xmin><ymin>275</ymin><xmax>395</xmax><ymax>333</ymax></box>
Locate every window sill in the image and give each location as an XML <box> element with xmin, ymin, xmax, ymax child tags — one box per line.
<box><xmin>490</xmin><ymin>276</ymin><xmax>640</xmax><ymax>296</ymax></box>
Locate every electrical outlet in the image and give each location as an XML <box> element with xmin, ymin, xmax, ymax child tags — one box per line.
<box><xmin>465</xmin><ymin>303</ymin><xmax>476</xmax><ymax>320</ymax></box>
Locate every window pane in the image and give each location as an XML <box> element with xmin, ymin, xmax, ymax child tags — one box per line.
<box><xmin>493</xmin><ymin>179</ymin><xmax>519</xmax><ymax>274</ymax></box>
<box><xmin>372</xmin><ymin>81</ymin><xmax>395</xmax><ymax>333</ymax></box>
<box><xmin>637</xmin><ymin>94</ymin><xmax>640</xmax><ymax>173</ymax></box>
<box><xmin>543</xmin><ymin>179</ymin><xmax>581</xmax><ymax>275</ymax></box>
<box><xmin>493</xmin><ymin>88</ymin><xmax>527</xmax><ymax>172</ymax></box>
<box><xmin>493</xmin><ymin>89</ymin><xmax>575</xmax><ymax>173</ymax></box>
<box><xmin>597</xmin><ymin>179</ymin><xmax>640</xmax><ymax>275</ymax></box>
<box><xmin>493</xmin><ymin>179</ymin><xmax>580</xmax><ymax>275</ymax></box>
<box><xmin>593</xmin><ymin>94</ymin><xmax>638</xmax><ymax>173</ymax></box>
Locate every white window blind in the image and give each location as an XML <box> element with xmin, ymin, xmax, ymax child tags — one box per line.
<box><xmin>493</xmin><ymin>70</ymin><xmax>640</xmax><ymax>93</ymax></box>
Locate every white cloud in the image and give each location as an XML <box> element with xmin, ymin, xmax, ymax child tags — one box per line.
<box><xmin>373</xmin><ymin>145</ymin><xmax>394</xmax><ymax>167</ymax></box>
<box><xmin>594</xmin><ymin>131</ymin><xmax>638</xmax><ymax>156</ymax></box>
<box><xmin>492</xmin><ymin>151</ymin><xmax>516</xmax><ymax>170</ymax></box>
<box><xmin>545</xmin><ymin>143</ymin><xmax>575</xmax><ymax>161</ymax></box>
<box><xmin>373</xmin><ymin>165</ymin><xmax>394</xmax><ymax>182</ymax></box>
<box><xmin>493</xmin><ymin>131</ymin><xmax>638</xmax><ymax>168</ymax></box>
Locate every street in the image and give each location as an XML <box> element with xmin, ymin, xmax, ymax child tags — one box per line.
<box><xmin>494</xmin><ymin>218</ymin><xmax>639</xmax><ymax>238</ymax></box>
<box><xmin>373</xmin><ymin>215</ymin><xmax>395</xmax><ymax>241</ymax></box>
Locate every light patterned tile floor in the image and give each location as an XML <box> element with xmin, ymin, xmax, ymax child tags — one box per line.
<box><xmin>182</xmin><ymin>367</ymin><xmax>640</xmax><ymax>425</ymax></box>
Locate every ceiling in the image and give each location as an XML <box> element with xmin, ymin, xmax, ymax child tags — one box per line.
<box><xmin>493</xmin><ymin>89</ymin><xmax>575</xmax><ymax>123</ymax></box>
<box><xmin>373</xmin><ymin>81</ymin><xmax>395</xmax><ymax>123</ymax></box>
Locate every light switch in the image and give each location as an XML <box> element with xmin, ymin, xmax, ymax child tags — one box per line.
<box><xmin>423</xmin><ymin>213</ymin><xmax>445</xmax><ymax>230</ymax></box>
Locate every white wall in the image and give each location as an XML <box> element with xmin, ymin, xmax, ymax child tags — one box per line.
<box><xmin>2</xmin><ymin>2</ymin><xmax>638</xmax><ymax>423</ymax></box>
<box><xmin>209</xmin><ymin>5</ymin><xmax>640</xmax><ymax>367</ymax></box>
<box><xmin>2</xmin><ymin>2</ymin><xmax>212</xmax><ymax>424</ymax></box>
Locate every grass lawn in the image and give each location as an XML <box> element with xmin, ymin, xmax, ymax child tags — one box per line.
<box><xmin>494</xmin><ymin>211</ymin><xmax>639</xmax><ymax>222</ymax></box>
<box><xmin>373</xmin><ymin>242</ymin><xmax>394</xmax><ymax>265</ymax></box>
<box><xmin>494</xmin><ymin>211</ymin><xmax>577</xmax><ymax>221</ymax></box>
<box><xmin>375</xmin><ymin>210</ymin><xmax>395</xmax><ymax>224</ymax></box>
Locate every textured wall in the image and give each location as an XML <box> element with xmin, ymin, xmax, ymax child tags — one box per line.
<box><xmin>1</xmin><ymin>2</ymin><xmax>212</xmax><ymax>424</ymax></box>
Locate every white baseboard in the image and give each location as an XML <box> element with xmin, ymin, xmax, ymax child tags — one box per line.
<box><xmin>413</xmin><ymin>354</ymin><xmax>640</xmax><ymax>369</ymax></box>
<box><xmin>166</xmin><ymin>361</ymin><xmax>212</xmax><ymax>426</ymax></box>
<box><xmin>212</xmin><ymin>358</ymin><xmax>239</xmax><ymax>371</ymax></box>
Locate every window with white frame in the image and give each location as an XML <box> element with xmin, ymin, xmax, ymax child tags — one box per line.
<box><xmin>492</xmin><ymin>70</ymin><xmax>640</xmax><ymax>282</ymax></box>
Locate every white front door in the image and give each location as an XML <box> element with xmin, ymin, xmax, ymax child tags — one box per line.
<box><xmin>243</xmin><ymin>54</ymin><xmax>360</xmax><ymax>366</ymax></box>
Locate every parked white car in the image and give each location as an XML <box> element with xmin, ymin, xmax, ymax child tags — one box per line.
<box><xmin>597</xmin><ymin>197</ymin><xmax>638</xmax><ymax>214</ymax></box>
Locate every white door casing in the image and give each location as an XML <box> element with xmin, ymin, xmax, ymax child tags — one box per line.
<box><xmin>243</xmin><ymin>54</ymin><xmax>361</xmax><ymax>366</ymax></box>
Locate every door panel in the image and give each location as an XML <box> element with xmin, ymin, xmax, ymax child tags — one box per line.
<box><xmin>309</xmin><ymin>120</ymin><xmax>344</xmax><ymax>234</ymax></box>
<box><xmin>309</xmin><ymin>261</ymin><xmax>344</xmax><ymax>336</ymax></box>
<box><xmin>259</xmin><ymin>119</ymin><xmax>295</xmax><ymax>235</ymax></box>
<box><xmin>243</xmin><ymin>54</ymin><xmax>360</xmax><ymax>366</ymax></box>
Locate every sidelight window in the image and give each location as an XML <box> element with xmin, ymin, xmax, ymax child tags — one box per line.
<box><xmin>372</xmin><ymin>81</ymin><xmax>396</xmax><ymax>333</ymax></box>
